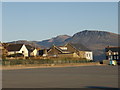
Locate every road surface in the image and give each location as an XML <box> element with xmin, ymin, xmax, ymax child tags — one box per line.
<box><xmin>2</xmin><ymin>65</ymin><xmax>119</xmax><ymax>88</ymax></box>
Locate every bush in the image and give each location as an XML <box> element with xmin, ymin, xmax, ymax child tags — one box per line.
<box><xmin>7</xmin><ymin>53</ymin><xmax>24</xmax><ymax>57</ymax></box>
<box><xmin>2</xmin><ymin>58</ymin><xmax>93</xmax><ymax>66</ymax></box>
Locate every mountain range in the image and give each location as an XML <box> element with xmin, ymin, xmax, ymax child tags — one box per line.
<box><xmin>8</xmin><ymin>30</ymin><xmax>119</xmax><ymax>61</ymax></box>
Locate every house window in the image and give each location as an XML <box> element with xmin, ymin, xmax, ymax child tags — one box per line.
<box><xmin>117</xmin><ymin>56</ymin><xmax>119</xmax><ymax>60</ymax></box>
<box><xmin>113</xmin><ymin>52</ymin><xmax>116</xmax><ymax>55</ymax></box>
<box><xmin>114</xmin><ymin>56</ymin><xmax>116</xmax><ymax>60</ymax></box>
<box><xmin>116</xmin><ymin>52</ymin><xmax>119</xmax><ymax>55</ymax></box>
<box><xmin>59</xmin><ymin>47</ymin><xmax>67</xmax><ymax>50</ymax></box>
<box><xmin>89</xmin><ymin>54</ymin><xmax>91</xmax><ymax>57</ymax></box>
<box><xmin>87</xmin><ymin>54</ymin><xmax>89</xmax><ymax>57</ymax></box>
<box><xmin>87</xmin><ymin>53</ymin><xmax>90</xmax><ymax>58</ymax></box>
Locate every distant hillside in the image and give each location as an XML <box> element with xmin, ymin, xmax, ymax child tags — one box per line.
<box><xmin>8</xmin><ymin>40</ymin><xmax>45</xmax><ymax>49</ymax></box>
<box><xmin>65</xmin><ymin>30</ymin><xmax>119</xmax><ymax>61</ymax></box>
<box><xmin>7</xmin><ymin>30</ymin><xmax>119</xmax><ymax>61</ymax></box>
<box><xmin>37</xmin><ymin>30</ymin><xmax>119</xmax><ymax>61</ymax></box>
<box><xmin>37</xmin><ymin>35</ymin><xmax>71</xmax><ymax>48</ymax></box>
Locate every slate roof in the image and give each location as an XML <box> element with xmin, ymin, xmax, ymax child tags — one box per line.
<box><xmin>25</xmin><ymin>45</ymin><xmax>35</xmax><ymax>52</ymax></box>
<box><xmin>7</xmin><ymin>44</ymin><xmax>36</xmax><ymax>52</ymax></box>
<box><xmin>68</xmin><ymin>43</ymin><xmax>91</xmax><ymax>51</ymax></box>
<box><xmin>105</xmin><ymin>46</ymin><xmax>120</xmax><ymax>52</ymax></box>
<box><xmin>48</xmin><ymin>45</ymin><xmax>71</xmax><ymax>54</ymax></box>
<box><xmin>7</xmin><ymin>44</ymin><xmax>23</xmax><ymax>51</ymax></box>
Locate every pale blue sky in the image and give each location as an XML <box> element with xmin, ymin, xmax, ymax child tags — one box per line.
<box><xmin>0</xmin><ymin>2</ymin><xmax>2</xmax><ymax>42</ymax></box>
<box><xmin>2</xmin><ymin>2</ymin><xmax>118</xmax><ymax>42</ymax></box>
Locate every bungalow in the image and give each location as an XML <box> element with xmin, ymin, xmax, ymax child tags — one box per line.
<box><xmin>40</xmin><ymin>43</ymin><xmax>93</xmax><ymax>61</ymax></box>
<box><xmin>6</xmin><ymin>44</ymin><xmax>39</xmax><ymax>57</ymax></box>
<box><xmin>64</xmin><ymin>43</ymin><xmax>93</xmax><ymax>60</ymax></box>
<box><xmin>47</xmin><ymin>45</ymin><xmax>79</xmax><ymax>58</ymax></box>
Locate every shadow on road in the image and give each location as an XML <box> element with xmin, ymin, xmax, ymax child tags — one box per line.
<box><xmin>86</xmin><ymin>86</ymin><xmax>119</xmax><ymax>90</ymax></box>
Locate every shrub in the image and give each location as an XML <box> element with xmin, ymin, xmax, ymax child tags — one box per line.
<box><xmin>7</xmin><ymin>53</ymin><xmax>24</xmax><ymax>57</ymax></box>
<box><xmin>2</xmin><ymin>57</ymin><xmax>93</xmax><ymax>65</ymax></box>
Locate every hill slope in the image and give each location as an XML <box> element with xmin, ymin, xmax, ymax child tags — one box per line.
<box><xmin>37</xmin><ymin>35</ymin><xmax>71</xmax><ymax>48</ymax></box>
<box><xmin>65</xmin><ymin>30</ymin><xmax>119</xmax><ymax>61</ymax></box>
<box><xmin>8</xmin><ymin>40</ymin><xmax>45</xmax><ymax>49</ymax></box>
<box><xmin>7</xmin><ymin>30</ymin><xmax>119</xmax><ymax>61</ymax></box>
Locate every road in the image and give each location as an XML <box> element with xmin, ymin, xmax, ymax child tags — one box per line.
<box><xmin>2</xmin><ymin>65</ymin><xmax>119</xmax><ymax>88</ymax></box>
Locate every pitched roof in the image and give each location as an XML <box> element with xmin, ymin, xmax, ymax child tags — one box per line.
<box><xmin>7</xmin><ymin>44</ymin><xmax>23</xmax><ymax>51</ymax></box>
<box><xmin>48</xmin><ymin>45</ymin><xmax>71</xmax><ymax>54</ymax></box>
<box><xmin>6</xmin><ymin>44</ymin><xmax>36</xmax><ymax>52</ymax></box>
<box><xmin>25</xmin><ymin>45</ymin><xmax>35</xmax><ymax>52</ymax></box>
<box><xmin>67</xmin><ymin>43</ymin><xmax>91</xmax><ymax>51</ymax></box>
<box><xmin>105</xmin><ymin>47</ymin><xmax>120</xmax><ymax>52</ymax></box>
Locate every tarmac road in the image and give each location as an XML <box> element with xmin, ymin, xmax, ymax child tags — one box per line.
<box><xmin>2</xmin><ymin>65</ymin><xmax>119</xmax><ymax>88</ymax></box>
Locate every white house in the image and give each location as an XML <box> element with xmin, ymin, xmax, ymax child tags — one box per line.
<box><xmin>7</xmin><ymin>44</ymin><xmax>29</xmax><ymax>57</ymax></box>
<box><xmin>84</xmin><ymin>51</ymin><xmax>93</xmax><ymax>60</ymax></box>
<box><xmin>64</xmin><ymin>43</ymin><xmax>93</xmax><ymax>61</ymax></box>
<box><xmin>7</xmin><ymin>44</ymin><xmax>39</xmax><ymax>57</ymax></box>
<box><xmin>25</xmin><ymin>44</ymin><xmax>39</xmax><ymax>57</ymax></box>
<box><xmin>30</xmin><ymin>49</ymin><xmax>39</xmax><ymax>56</ymax></box>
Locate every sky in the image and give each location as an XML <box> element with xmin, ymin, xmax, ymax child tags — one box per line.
<box><xmin>0</xmin><ymin>2</ymin><xmax>2</xmax><ymax>42</ymax></box>
<box><xmin>2</xmin><ymin>2</ymin><xmax>118</xmax><ymax>42</ymax></box>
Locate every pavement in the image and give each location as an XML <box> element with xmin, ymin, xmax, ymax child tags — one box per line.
<box><xmin>2</xmin><ymin>65</ymin><xmax>119</xmax><ymax>88</ymax></box>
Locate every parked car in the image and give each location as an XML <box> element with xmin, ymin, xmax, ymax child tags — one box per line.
<box><xmin>109</xmin><ymin>60</ymin><xmax>117</xmax><ymax>66</ymax></box>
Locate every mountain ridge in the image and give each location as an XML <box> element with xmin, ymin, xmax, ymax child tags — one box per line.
<box><xmin>64</xmin><ymin>30</ymin><xmax>119</xmax><ymax>61</ymax></box>
<box><xmin>7</xmin><ymin>30</ymin><xmax>119</xmax><ymax>61</ymax></box>
<box><xmin>37</xmin><ymin>35</ymin><xmax>71</xmax><ymax>48</ymax></box>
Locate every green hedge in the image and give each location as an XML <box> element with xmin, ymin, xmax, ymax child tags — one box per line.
<box><xmin>2</xmin><ymin>59</ymin><xmax>93</xmax><ymax>66</ymax></box>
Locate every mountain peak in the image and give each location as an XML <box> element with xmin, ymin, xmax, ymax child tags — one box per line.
<box><xmin>55</xmin><ymin>35</ymin><xmax>71</xmax><ymax>39</ymax></box>
<box><xmin>74</xmin><ymin>30</ymin><xmax>113</xmax><ymax>37</ymax></box>
<box><xmin>80</xmin><ymin>30</ymin><xmax>110</xmax><ymax>33</ymax></box>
